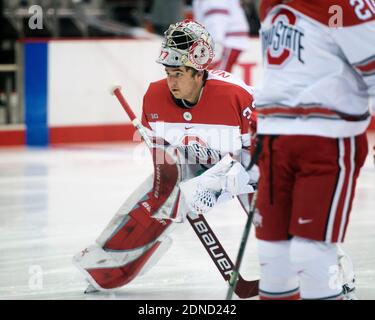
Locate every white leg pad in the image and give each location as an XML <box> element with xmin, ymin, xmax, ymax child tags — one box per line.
<box><xmin>290</xmin><ymin>236</ymin><xmax>342</xmax><ymax>299</ymax></box>
<box><xmin>73</xmin><ymin>235</ymin><xmax>173</xmax><ymax>291</ymax></box>
<box><xmin>257</xmin><ymin>240</ymin><xmax>299</xmax><ymax>295</ymax></box>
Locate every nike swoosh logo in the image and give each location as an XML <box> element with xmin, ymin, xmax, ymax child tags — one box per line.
<box><xmin>185</xmin><ymin>126</ymin><xmax>194</xmax><ymax>130</ymax></box>
<box><xmin>298</xmin><ymin>218</ymin><xmax>313</xmax><ymax>224</ymax></box>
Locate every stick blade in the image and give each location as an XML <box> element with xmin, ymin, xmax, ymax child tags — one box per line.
<box><xmin>235</xmin><ymin>278</ymin><xmax>259</xmax><ymax>299</ymax></box>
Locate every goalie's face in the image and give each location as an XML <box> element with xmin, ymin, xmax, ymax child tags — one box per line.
<box><xmin>165</xmin><ymin>67</ymin><xmax>204</xmax><ymax>104</ymax></box>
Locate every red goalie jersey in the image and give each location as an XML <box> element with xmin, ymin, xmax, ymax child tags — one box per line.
<box><xmin>141</xmin><ymin>69</ymin><xmax>257</xmax><ymax>166</ymax></box>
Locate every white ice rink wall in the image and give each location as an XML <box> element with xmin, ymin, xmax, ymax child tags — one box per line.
<box><xmin>5</xmin><ymin>37</ymin><xmax>263</xmax><ymax>146</ymax></box>
<box><xmin>48</xmin><ymin>39</ymin><xmax>166</xmax><ymax>126</ymax></box>
<box><xmin>47</xmin><ymin>38</ymin><xmax>263</xmax><ymax>127</ymax></box>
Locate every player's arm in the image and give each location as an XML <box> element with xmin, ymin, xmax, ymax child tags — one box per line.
<box><xmin>180</xmin><ymin>95</ymin><xmax>258</xmax><ymax>216</ymax></box>
<box><xmin>331</xmin><ymin>18</ymin><xmax>375</xmax><ymax>164</ymax></box>
<box><xmin>239</xmin><ymin>96</ymin><xmax>259</xmax><ymax>185</ymax></box>
<box><xmin>197</xmin><ymin>0</ymin><xmax>229</xmax><ymax>42</ymax></box>
<box><xmin>330</xmin><ymin>20</ymin><xmax>375</xmax><ymax>115</ymax></box>
<box><xmin>179</xmin><ymin>153</ymin><xmax>255</xmax><ymax>216</ymax></box>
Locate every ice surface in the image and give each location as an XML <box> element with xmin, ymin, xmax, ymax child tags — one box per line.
<box><xmin>0</xmin><ymin>134</ymin><xmax>374</xmax><ymax>300</ymax></box>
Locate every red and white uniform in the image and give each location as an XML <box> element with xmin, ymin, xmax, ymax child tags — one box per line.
<box><xmin>142</xmin><ymin>69</ymin><xmax>256</xmax><ymax>164</ymax></box>
<box><xmin>256</xmin><ymin>0</ymin><xmax>375</xmax><ymax>137</ymax></box>
<box><xmin>256</xmin><ymin>0</ymin><xmax>374</xmax><ymax>243</ymax></box>
<box><xmin>254</xmin><ymin>0</ymin><xmax>374</xmax><ymax>300</ymax></box>
<box><xmin>142</xmin><ymin>69</ymin><xmax>257</xmax><ymax>218</ymax></box>
<box><xmin>193</xmin><ymin>0</ymin><xmax>250</xmax><ymax>71</ymax></box>
<box><xmin>73</xmin><ymin>70</ymin><xmax>257</xmax><ymax>291</ymax></box>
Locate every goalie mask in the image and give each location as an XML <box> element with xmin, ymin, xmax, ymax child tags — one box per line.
<box><xmin>156</xmin><ymin>20</ymin><xmax>215</xmax><ymax>71</ymax></box>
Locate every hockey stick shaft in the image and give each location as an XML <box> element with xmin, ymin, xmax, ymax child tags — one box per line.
<box><xmin>226</xmin><ymin>190</ymin><xmax>258</xmax><ymax>300</ymax></box>
<box><xmin>112</xmin><ymin>86</ymin><xmax>258</xmax><ymax>298</ymax></box>
<box><xmin>112</xmin><ymin>86</ymin><xmax>153</xmax><ymax>149</ymax></box>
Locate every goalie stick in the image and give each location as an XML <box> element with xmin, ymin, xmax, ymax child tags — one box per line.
<box><xmin>111</xmin><ymin>86</ymin><xmax>259</xmax><ymax>299</ymax></box>
<box><xmin>187</xmin><ymin>214</ymin><xmax>258</xmax><ymax>298</ymax></box>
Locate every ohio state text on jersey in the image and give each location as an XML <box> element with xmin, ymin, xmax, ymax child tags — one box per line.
<box><xmin>256</xmin><ymin>0</ymin><xmax>375</xmax><ymax>138</ymax></box>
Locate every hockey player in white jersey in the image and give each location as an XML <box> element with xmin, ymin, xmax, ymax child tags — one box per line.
<box><xmin>72</xmin><ymin>20</ymin><xmax>259</xmax><ymax>294</ymax></box>
<box><xmin>192</xmin><ymin>0</ymin><xmax>250</xmax><ymax>72</ymax></box>
<box><xmin>254</xmin><ymin>0</ymin><xmax>375</xmax><ymax>300</ymax></box>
